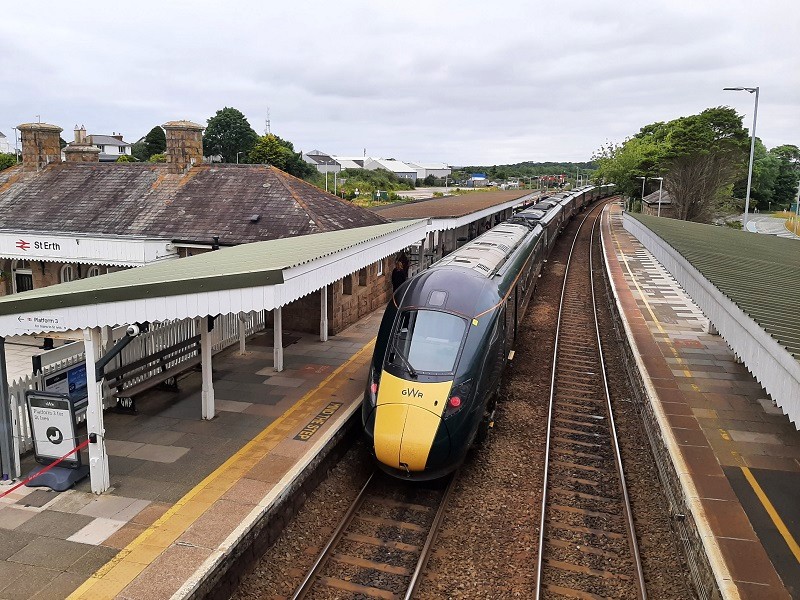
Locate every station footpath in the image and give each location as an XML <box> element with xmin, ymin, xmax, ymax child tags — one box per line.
<box><xmin>603</xmin><ymin>203</ymin><xmax>800</xmax><ymax>599</ymax></box>
<box><xmin>0</xmin><ymin>311</ymin><xmax>381</xmax><ymax>600</ymax></box>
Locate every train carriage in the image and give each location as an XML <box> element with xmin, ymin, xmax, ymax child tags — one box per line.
<box><xmin>362</xmin><ymin>222</ymin><xmax>545</xmax><ymax>480</ymax></box>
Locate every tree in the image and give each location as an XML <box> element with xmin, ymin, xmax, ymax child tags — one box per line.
<box><xmin>203</xmin><ymin>107</ymin><xmax>258</xmax><ymax>163</ymax></box>
<box><xmin>0</xmin><ymin>153</ymin><xmax>15</xmax><ymax>171</ymax></box>
<box><xmin>143</xmin><ymin>126</ymin><xmax>166</xmax><ymax>158</ymax></box>
<box><xmin>594</xmin><ymin>107</ymin><xmax>749</xmax><ymax>222</ymax></box>
<box><xmin>770</xmin><ymin>145</ymin><xmax>800</xmax><ymax>209</ymax></box>
<box><xmin>248</xmin><ymin>134</ymin><xmax>314</xmax><ymax>178</ymax></box>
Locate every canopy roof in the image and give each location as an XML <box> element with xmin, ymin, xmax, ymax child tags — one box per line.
<box><xmin>0</xmin><ymin>220</ymin><xmax>427</xmax><ymax>335</ymax></box>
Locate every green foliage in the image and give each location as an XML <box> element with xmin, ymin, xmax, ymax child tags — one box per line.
<box><xmin>144</xmin><ymin>126</ymin><xmax>166</xmax><ymax>157</ymax></box>
<box><xmin>148</xmin><ymin>153</ymin><xmax>167</xmax><ymax>163</ymax></box>
<box><xmin>203</xmin><ymin>107</ymin><xmax>258</xmax><ymax>163</ymax></box>
<box><xmin>249</xmin><ymin>134</ymin><xmax>315</xmax><ymax>177</ymax></box>
<box><xmin>59</xmin><ymin>137</ymin><xmax>67</xmax><ymax>149</ymax></box>
<box><xmin>594</xmin><ymin>106</ymin><xmax>750</xmax><ymax>222</ymax></box>
<box><xmin>115</xmin><ymin>154</ymin><xmax>136</xmax><ymax>162</ymax></box>
<box><xmin>0</xmin><ymin>153</ymin><xmax>15</xmax><ymax>171</ymax></box>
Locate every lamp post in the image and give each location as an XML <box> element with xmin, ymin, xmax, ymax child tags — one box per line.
<box><xmin>651</xmin><ymin>177</ymin><xmax>664</xmax><ymax>216</ymax></box>
<box><xmin>635</xmin><ymin>176</ymin><xmax>646</xmax><ymax>212</ymax></box>
<box><xmin>236</xmin><ymin>151</ymin><xmax>245</xmax><ymax>164</ymax></box>
<box><xmin>724</xmin><ymin>86</ymin><xmax>759</xmax><ymax>230</ymax></box>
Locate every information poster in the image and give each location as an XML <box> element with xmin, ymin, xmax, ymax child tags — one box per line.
<box><xmin>26</xmin><ymin>392</ymin><xmax>80</xmax><ymax>467</ymax></box>
<box><xmin>43</xmin><ymin>363</ymin><xmax>87</xmax><ymax>396</ymax></box>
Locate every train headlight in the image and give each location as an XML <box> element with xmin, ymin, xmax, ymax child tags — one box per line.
<box><xmin>367</xmin><ymin>367</ymin><xmax>381</xmax><ymax>407</ymax></box>
<box><xmin>443</xmin><ymin>380</ymin><xmax>472</xmax><ymax>419</ymax></box>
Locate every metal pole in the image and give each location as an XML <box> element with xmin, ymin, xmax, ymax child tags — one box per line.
<box><xmin>657</xmin><ymin>179</ymin><xmax>664</xmax><ymax>217</ymax></box>
<box><xmin>0</xmin><ymin>336</ymin><xmax>16</xmax><ymax>480</ymax></box>
<box><xmin>743</xmin><ymin>88</ymin><xmax>759</xmax><ymax>230</ymax></box>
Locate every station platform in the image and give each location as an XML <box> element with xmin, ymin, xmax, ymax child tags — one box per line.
<box><xmin>0</xmin><ymin>312</ymin><xmax>381</xmax><ymax>599</ymax></box>
<box><xmin>603</xmin><ymin>203</ymin><xmax>800</xmax><ymax>599</ymax></box>
<box><xmin>2</xmin><ymin>202</ymin><xmax>798</xmax><ymax>600</ymax></box>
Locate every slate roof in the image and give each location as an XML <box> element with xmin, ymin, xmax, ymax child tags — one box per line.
<box><xmin>372</xmin><ymin>190</ymin><xmax>536</xmax><ymax>220</ymax></box>
<box><xmin>0</xmin><ymin>163</ymin><xmax>387</xmax><ymax>245</ymax></box>
<box><xmin>642</xmin><ymin>189</ymin><xmax>672</xmax><ymax>205</ymax></box>
<box><xmin>88</xmin><ymin>135</ymin><xmax>131</xmax><ymax>147</ymax></box>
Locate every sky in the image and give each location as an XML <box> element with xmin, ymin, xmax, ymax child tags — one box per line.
<box><xmin>0</xmin><ymin>0</ymin><xmax>798</xmax><ymax>166</ymax></box>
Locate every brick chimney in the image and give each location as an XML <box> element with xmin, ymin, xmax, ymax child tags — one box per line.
<box><xmin>64</xmin><ymin>124</ymin><xmax>100</xmax><ymax>163</ymax></box>
<box><xmin>18</xmin><ymin>122</ymin><xmax>63</xmax><ymax>173</ymax></box>
<box><xmin>163</xmin><ymin>120</ymin><xmax>204</xmax><ymax>174</ymax></box>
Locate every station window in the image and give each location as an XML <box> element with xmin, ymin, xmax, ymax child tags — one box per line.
<box><xmin>60</xmin><ymin>264</ymin><xmax>75</xmax><ymax>283</ymax></box>
<box><xmin>377</xmin><ymin>259</ymin><xmax>384</xmax><ymax>276</ymax></box>
<box><xmin>86</xmin><ymin>266</ymin><xmax>102</xmax><ymax>277</ymax></box>
<box><xmin>359</xmin><ymin>268</ymin><xmax>367</xmax><ymax>287</ymax></box>
<box><xmin>343</xmin><ymin>275</ymin><xmax>353</xmax><ymax>295</ymax></box>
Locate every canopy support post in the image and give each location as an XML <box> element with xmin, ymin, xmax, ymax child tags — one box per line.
<box><xmin>274</xmin><ymin>307</ymin><xmax>284</xmax><ymax>372</ymax></box>
<box><xmin>84</xmin><ymin>327</ymin><xmax>109</xmax><ymax>494</ymax></box>
<box><xmin>200</xmin><ymin>316</ymin><xmax>215</xmax><ymax>420</ymax></box>
<box><xmin>320</xmin><ymin>286</ymin><xmax>329</xmax><ymax>342</ymax></box>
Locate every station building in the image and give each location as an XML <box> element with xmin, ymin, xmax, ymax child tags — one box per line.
<box><xmin>0</xmin><ymin>121</ymin><xmax>396</xmax><ymax>336</ymax></box>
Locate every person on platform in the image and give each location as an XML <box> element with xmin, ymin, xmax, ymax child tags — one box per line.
<box><xmin>395</xmin><ymin>251</ymin><xmax>409</xmax><ymax>276</ymax></box>
<box><xmin>391</xmin><ymin>260</ymin><xmax>407</xmax><ymax>292</ymax></box>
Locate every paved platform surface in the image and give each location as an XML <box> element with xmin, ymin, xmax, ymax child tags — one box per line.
<box><xmin>0</xmin><ymin>312</ymin><xmax>381</xmax><ymax>599</ymax></box>
<box><xmin>604</xmin><ymin>203</ymin><xmax>800</xmax><ymax>599</ymax></box>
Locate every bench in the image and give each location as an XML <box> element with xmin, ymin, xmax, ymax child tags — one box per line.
<box><xmin>104</xmin><ymin>335</ymin><xmax>202</xmax><ymax>414</ymax></box>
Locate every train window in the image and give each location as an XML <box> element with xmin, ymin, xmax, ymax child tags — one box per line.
<box><xmin>390</xmin><ymin>310</ymin><xmax>466</xmax><ymax>373</ymax></box>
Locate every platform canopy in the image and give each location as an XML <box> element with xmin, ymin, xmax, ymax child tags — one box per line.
<box><xmin>0</xmin><ymin>219</ymin><xmax>427</xmax><ymax>336</ymax></box>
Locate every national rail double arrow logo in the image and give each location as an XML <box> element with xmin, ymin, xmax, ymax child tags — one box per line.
<box><xmin>15</xmin><ymin>239</ymin><xmax>30</xmax><ymax>251</ymax></box>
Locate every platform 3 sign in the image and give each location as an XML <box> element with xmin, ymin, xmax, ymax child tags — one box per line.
<box><xmin>294</xmin><ymin>402</ymin><xmax>343</xmax><ymax>441</ymax></box>
<box><xmin>26</xmin><ymin>392</ymin><xmax>80</xmax><ymax>467</ymax></box>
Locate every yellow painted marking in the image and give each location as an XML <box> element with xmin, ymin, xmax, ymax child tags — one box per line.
<box><xmin>373</xmin><ymin>372</ymin><xmax>452</xmax><ymax>471</ymax></box>
<box><xmin>719</xmin><ymin>429</ymin><xmax>732</xmax><ymax>441</ymax></box>
<box><xmin>472</xmin><ymin>318</ymin><xmax>479</xmax><ymax>326</ymax></box>
<box><xmin>741</xmin><ymin>466</ymin><xmax>800</xmax><ymax>564</ymax></box>
<box><xmin>68</xmin><ymin>338</ymin><xmax>375</xmax><ymax>600</ymax></box>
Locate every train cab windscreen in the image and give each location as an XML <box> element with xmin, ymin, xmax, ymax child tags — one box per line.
<box><xmin>389</xmin><ymin>310</ymin><xmax>466</xmax><ymax>374</ymax></box>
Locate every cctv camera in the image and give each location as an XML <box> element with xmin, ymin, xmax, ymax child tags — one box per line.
<box><xmin>126</xmin><ymin>324</ymin><xmax>140</xmax><ymax>337</ymax></box>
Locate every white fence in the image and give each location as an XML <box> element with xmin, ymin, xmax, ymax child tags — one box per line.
<box><xmin>8</xmin><ymin>311</ymin><xmax>266</xmax><ymax>455</ymax></box>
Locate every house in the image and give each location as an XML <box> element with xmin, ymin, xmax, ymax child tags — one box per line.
<box><xmin>641</xmin><ymin>188</ymin><xmax>675</xmax><ymax>218</ymax></box>
<box><xmin>406</xmin><ymin>161</ymin><xmax>451</xmax><ymax>181</ymax></box>
<box><xmin>84</xmin><ymin>128</ymin><xmax>133</xmax><ymax>161</ymax></box>
<box><xmin>363</xmin><ymin>158</ymin><xmax>417</xmax><ymax>180</ymax></box>
<box><xmin>0</xmin><ymin>131</ymin><xmax>11</xmax><ymax>154</ymax></box>
<box><xmin>0</xmin><ymin>120</ymin><xmax>400</xmax><ymax>335</ymax></box>
<box><xmin>469</xmin><ymin>173</ymin><xmax>488</xmax><ymax>187</ymax></box>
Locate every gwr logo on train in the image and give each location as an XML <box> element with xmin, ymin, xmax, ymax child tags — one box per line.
<box><xmin>401</xmin><ymin>388</ymin><xmax>423</xmax><ymax>398</ymax></box>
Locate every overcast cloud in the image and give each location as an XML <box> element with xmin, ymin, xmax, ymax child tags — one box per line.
<box><xmin>1</xmin><ymin>0</ymin><xmax>797</xmax><ymax>165</ymax></box>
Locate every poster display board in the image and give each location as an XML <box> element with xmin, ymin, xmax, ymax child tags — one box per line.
<box><xmin>26</xmin><ymin>391</ymin><xmax>81</xmax><ymax>467</ymax></box>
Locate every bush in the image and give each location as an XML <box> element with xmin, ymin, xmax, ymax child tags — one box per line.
<box><xmin>0</xmin><ymin>153</ymin><xmax>16</xmax><ymax>171</ymax></box>
<box><xmin>116</xmin><ymin>154</ymin><xmax>137</xmax><ymax>162</ymax></box>
<box><xmin>148</xmin><ymin>153</ymin><xmax>167</xmax><ymax>163</ymax></box>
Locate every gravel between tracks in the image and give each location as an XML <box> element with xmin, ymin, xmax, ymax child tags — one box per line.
<box><xmin>232</xmin><ymin>206</ymin><xmax>695</xmax><ymax>599</ymax></box>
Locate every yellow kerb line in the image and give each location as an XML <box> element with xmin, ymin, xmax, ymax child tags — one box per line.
<box><xmin>68</xmin><ymin>338</ymin><xmax>375</xmax><ymax>599</ymax></box>
<box><xmin>741</xmin><ymin>465</ymin><xmax>800</xmax><ymax>564</ymax></box>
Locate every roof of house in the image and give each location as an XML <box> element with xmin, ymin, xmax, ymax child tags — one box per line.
<box><xmin>0</xmin><ymin>163</ymin><xmax>388</xmax><ymax>245</ymax></box>
<box><xmin>372</xmin><ymin>190</ymin><xmax>536</xmax><ymax>220</ymax></box>
<box><xmin>88</xmin><ymin>135</ymin><xmax>131</xmax><ymax>147</ymax></box>
<box><xmin>642</xmin><ymin>189</ymin><xmax>673</xmax><ymax>205</ymax></box>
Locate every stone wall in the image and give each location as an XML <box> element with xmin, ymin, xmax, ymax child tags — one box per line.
<box><xmin>18</xmin><ymin>123</ymin><xmax>62</xmax><ymax>174</ymax></box>
<box><xmin>267</xmin><ymin>257</ymin><xmax>392</xmax><ymax>335</ymax></box>
<box><xmin>163</xmin><ymin>120</ymin><xmax>204</xmax><ymax>174</ymax></box>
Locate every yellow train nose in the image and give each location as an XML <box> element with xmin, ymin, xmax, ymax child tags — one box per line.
<box><xmin>374</xmin><ymin>404</ymin><xmax>442</xmax><ymax>471</ymax></box>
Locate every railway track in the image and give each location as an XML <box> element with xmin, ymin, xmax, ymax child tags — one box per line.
<box><xmin>534</xmin><ymin>201</ymin><xmax>647</xmax><ymax>600</ymax></box>
<box><xmin>291</xmin><ymin>470</ymin><xmax>456</xmax><ymax>600</ymax></box>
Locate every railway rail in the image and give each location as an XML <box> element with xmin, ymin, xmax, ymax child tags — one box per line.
<box><xmin>534</xmin><ymin>201</ymin><xmax>647</xmax><ymax>599</ymax></box>
<box><xmin>291</xmin><ymin>470</ymin><xmax>457</xmax><ymax>600</ymax></box>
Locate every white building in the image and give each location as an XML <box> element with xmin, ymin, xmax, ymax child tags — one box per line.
<box><xmin>87</xmin><ymin>132</ymin><xmax>132</xmax><ymax>161</ymax></box>
<box><xmin>407</xmin><ymin>161</ymin><xmax>451</xmax><ymax>180</ymax></box>
<box><xmin>0</xmin><ymin>131</ymin><xmax>11</xmax><ymax>155</ymax></box>
<box><xmin>363</xmin><ymin>158</ymin><xmax>417</xmax><ymax>180</ymax></box>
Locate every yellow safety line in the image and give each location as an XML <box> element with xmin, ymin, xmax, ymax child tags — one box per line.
<box><xmin>68</xmin><ymin>338</ymin><xmax>375</xmax><ymax>599</ymax></box>
<box><xmin>741</xmin><ymin>466</ymin><xmax>800</xmax><ymax>564</ymax></box>
<box><xmin>607</xmin><ymin>210</ymin><xmax>692</xmax><ymax>378</ymax></box>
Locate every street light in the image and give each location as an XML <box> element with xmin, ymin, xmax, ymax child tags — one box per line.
<box><xmin>236</xmin><ymin>151</ymin><xmax>245</xmax><ymax>164</ymax></box>
<box><xmin>635</xmin><ymin>176</ymin><xmax>646</xmax><ymax>212</ymax></box>
<box><xmin>651</xmin><ymin>177</ymin><xmax>664</xmax><ymax>217</ymax></box>
<box><xmin>724</xmin><ymin>86</ymin><xmax>759</xmax><ymax>230</ymax></box>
